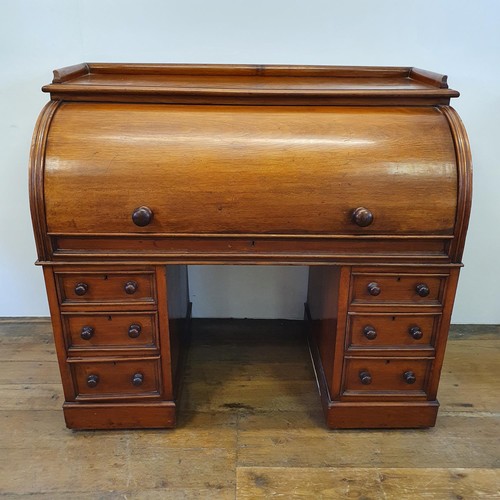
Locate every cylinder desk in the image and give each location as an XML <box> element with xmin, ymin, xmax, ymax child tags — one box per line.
<box><xmin>29</xmin><ymin>63</ymin><xmax>472</xmax><ymax>430</ymax></box>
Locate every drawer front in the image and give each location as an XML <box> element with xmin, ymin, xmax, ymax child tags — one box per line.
<box><xmin>351</xmin><ymin>273</ymin><xmax>447</xmax><ymax>306</ymax></box>
<box><xmin>343</xmin><ymin>358</ymin><xmax>432</xmax><ymax>395</ymax></box>
<box><xmin>44</xmin><ymin>103</ymin><xmax>457</xmax><ymax>236</ymax></box>
<box><xmin>57</xmin><ymin>272</ymin><xmax>155</xmax><ymax>305</ymax></box>
<box><xmin>72</xmin><ymin>359</ymin><xmax>160</xmax><ymax>398</ymax></box>
<box><xmin>347</xmin><ymin>313</ymin><xmax>439</xmax><ymax>349</ymax></box>
<box><xmin>64</xmin><ymin>313</ymin><xmax>157</xmax><ymax>349</ymax></box>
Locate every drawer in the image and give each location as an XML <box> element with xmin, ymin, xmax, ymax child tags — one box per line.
<box><xmin>343</xmin><ymin>358</ymin><xmax>432</xmax><ymax>395</ymax></box>
<box><xmin>71</xmin><ymin>359</ymin><xmax>161</xmax><ymax>399</ymax></box>
<box><xmin>347</xmin><ymin>313</ymin><xmax>439</xmax><ymax>350</ymax></box>
<box><xmin>350</xmin><ymin>272</ymin><xmax>447</xmax><ymax>306</ymax></box>
<box><xmin>56</xmin><ymin>271</ymin><xmax>156</xmax><ymax>305</ymax></box>
<box><xmin>44</xmin><ymin>104</ymin><xmax>457</xmax><ymax>236</ymax></box>
<box><xmin>63</xmin><ymin>313</ymin><xmax>157</xmax><ymax>350</ymax></box>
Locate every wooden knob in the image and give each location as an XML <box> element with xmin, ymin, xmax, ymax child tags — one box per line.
<box><xmin>359</xmin><ymin>371</ymin><xmax>372</xmax><ymax>385</ymax></box>
<box><xmin>367</xmin><ymin>282</ymin><xmax>381</xmax><ymax>296</ymax></box>
<box><xmin>403</xmin><ymin>371</ymin><xmax>416</xmax><ymax>384</ymax></box>
<box><xmin>128</xmin><ymin>323</ymin><xmax>142</xmax><ymax>339</ymax></box>
<box><xmin>415</xmin><ymin>283</ymin><xmax>430</xmax><ymax>297</ymax></box>
<box><xmin>409</xmin><ymin>326</ymin><xmax>423</xmax><ymax>340</ymax></box>
<box><xmin>87</xmin><ymin>374</ymin><xmax>99</xmax><ymax>388</ymax></box>
<box><xmin>363</xmin><ymin>325</ymin><xmax>377</xmax><ymax>340</ymax></box>
<box><xmin>352</xmin><ymin>207</ymin><xmax>374</xmax><ymax>227</ymax></box>
<box><xmin>132</xmin><ymin>206</ymin><xmax>153</xmax><ymax>227</ymax></box>
<box><xmin>124</xmin><ymin>280</ymin><xmax>138</xmax><ymax>295</ymax></box>
<box><xmin>74</xmin><ymin>282</ymin><xmax>88</xmax><ymax>296</ymax></box>
<box><xmin>132</xmin><ymin>373</ymin><xmax>144</xmax><ymax>386</ymax></box>
<box><xmin>80</xmin><ymin>326</ymin><xmax>94</xmax><ymax>340</ymax></box>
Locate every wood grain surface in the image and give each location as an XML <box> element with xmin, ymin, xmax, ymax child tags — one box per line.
<box><xmin>44</xmin><ymin>103</ymin><xmax>457</xmax><ymax>236</ymax></box>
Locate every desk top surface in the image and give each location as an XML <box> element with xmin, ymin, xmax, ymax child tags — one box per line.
<box><xmin>42</xmin><ymin>63</ymin><xmax>459</xmax><ymax>105</ymax></box>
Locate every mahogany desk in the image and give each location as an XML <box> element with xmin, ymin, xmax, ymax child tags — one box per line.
<box><xmin>29</xmin><ymin>64</ymin><xmax>472</xmax><ymax>429</ymax></box>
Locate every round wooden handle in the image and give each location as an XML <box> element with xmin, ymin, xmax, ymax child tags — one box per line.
<box><xmin>403</xmin><ymin>371</ymin><xmax>417</xmax><ymax>384</ymax></box>
<box><xmin>128</xmin><ymin>323</ymin><xmax>142</xmax><ymax>339</ymax></box>
<box><xmin>409</xmin><ymin>326</ymin><xmax>423</xmax><ymax>340</ymax></box>
<box><xmin>124</xmin><ymin>280</ymin><xmax>138</xmax><ymax>295</ymax></box>
<box><xmin>415</xmin><ymin>283</ymin><xmax>430</xmax><ymax>297</ymax></box>
<box><xmin>367</xmin><ymin>282</ymin><xmax>381</xmax><ymax>296</ymax></box>
<box><xmin>359</xmin><ymin>370</ymin><xmax>372</xmax><ymax>385</ymax></box>
<box><xmin>132</xmin><ymin>206</ymin><xmax>153</xmax><ymax>227</ymax></box>
<box><xmin>132</xmin><ymin>373</ymin><xmax>144</xmax><ymax>386</ymax></box>
<box><xmin>363</xmin><ymin>325</ymin><xmax>377</xmax><ymax>340</ymax></box>
<box><xmin>80</xmin><ymin>326</ymin><xmax>94</xmax><ymax>340</ymax></box>
<box><xmin>87</xmin><ymin>374</ymin><xmax>99</xmax><ymax>388</ymax></box>
<box><xmin>352</xmin><ymin>207</ymin><xmax>374</xmax><ymax>227</ymax></box>
<box><xmin>74</xmin><ymin>282</ymin><xmax>89</xmax><ymax>296</ymax></box>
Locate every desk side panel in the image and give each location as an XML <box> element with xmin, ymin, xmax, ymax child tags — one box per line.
<box><xmin>307</xmin><ymin>266</ymin><xmax>349</xmax><ymax>398</ymax></box>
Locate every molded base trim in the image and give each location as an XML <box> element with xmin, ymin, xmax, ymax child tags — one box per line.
<box><xmin>63</xmin><ymin>401</ymin><xmax>176</xmax><ymax>430</ymax></box>
<box><xmin>325</xmin><ymin>400</ymin><xmax>439</xmax><ymax>429</ymax></box>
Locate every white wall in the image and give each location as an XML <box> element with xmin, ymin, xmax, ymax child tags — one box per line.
<box><xmin>1</xmin><ymin>0</ymin><xmax>499</xmax><ymax>322</ymax></box>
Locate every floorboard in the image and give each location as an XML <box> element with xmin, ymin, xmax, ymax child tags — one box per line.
<box><xmin>0</xmin><ymin>318</ymin><xmax>498</xmax><ymax>499</ymax></box>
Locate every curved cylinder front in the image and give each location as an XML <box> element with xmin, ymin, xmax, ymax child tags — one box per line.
<box><xmin>31</xmin><ymin>102</ymin><xmax>470</xmax><ymax>262</ymax></box>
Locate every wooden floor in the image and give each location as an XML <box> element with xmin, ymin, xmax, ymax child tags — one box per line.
<box><xmin>0</xmin><ymin>318</ymin><xmax>498</xmax><ymax>499</ymax></box>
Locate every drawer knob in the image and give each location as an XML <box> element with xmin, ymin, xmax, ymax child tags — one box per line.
<box><xmin>132</xmin><ymin>373</ymin><xmax>144</xmax><ymax>386</ymax></box>
<box><xmin>359</xmin><ymin>370</ymin><xmax>372</xmax><ymax>385</ymax></box>
<box><xmin>124</xmin><ymin>280</ymin><xmax>138</xmax><ymax>294</ymax></box>
<box><xmin>86</xmin><ymin>374</ymin><xmax>99</xmax><ymax>388</ymax></box>
<box><xmin>367</xmin><ymin>282</ymin><xmax>381</xmax><ymax>296</ymax></box>
<box><xmin>415</xmin><ymin>283</ymin><xmax>430</xmax><ymax>297</ymax></box>
<box><xmin>132</xmin><ymin>206</ymin><xmax>153</xmax><ymax>227</ymax></box>
<box><xmin>74</xmin><ymin>282</ymin><xmax>89</xmax><ymax>296</ymax></box>
<box><xmin>403</xmin><ymin>371</ymin><xmax>417</xmax><ymax>384</ymax></box>
<box><xmin>352</xmin><ymin>207</ymin><xmax>374</xmax><ymax>227</ymax></box>
<box><xmin>363</xmin><ymin>325</ymin><xmax>377</xmax><ymax>340</ymax></box>
<box><xmin>80</xmin><ymin>326</ymin><xmax>94</xmax><ymax>340</ymax></box>
<box><xmin>128</xmin><ymin>323</ymin><xmax>142</xmax><ymax>338</ymax></box>
<box><xmin>409</xmin><ymin>326</ymin><xmax>423</xmax><ymax>340</ymax></box>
